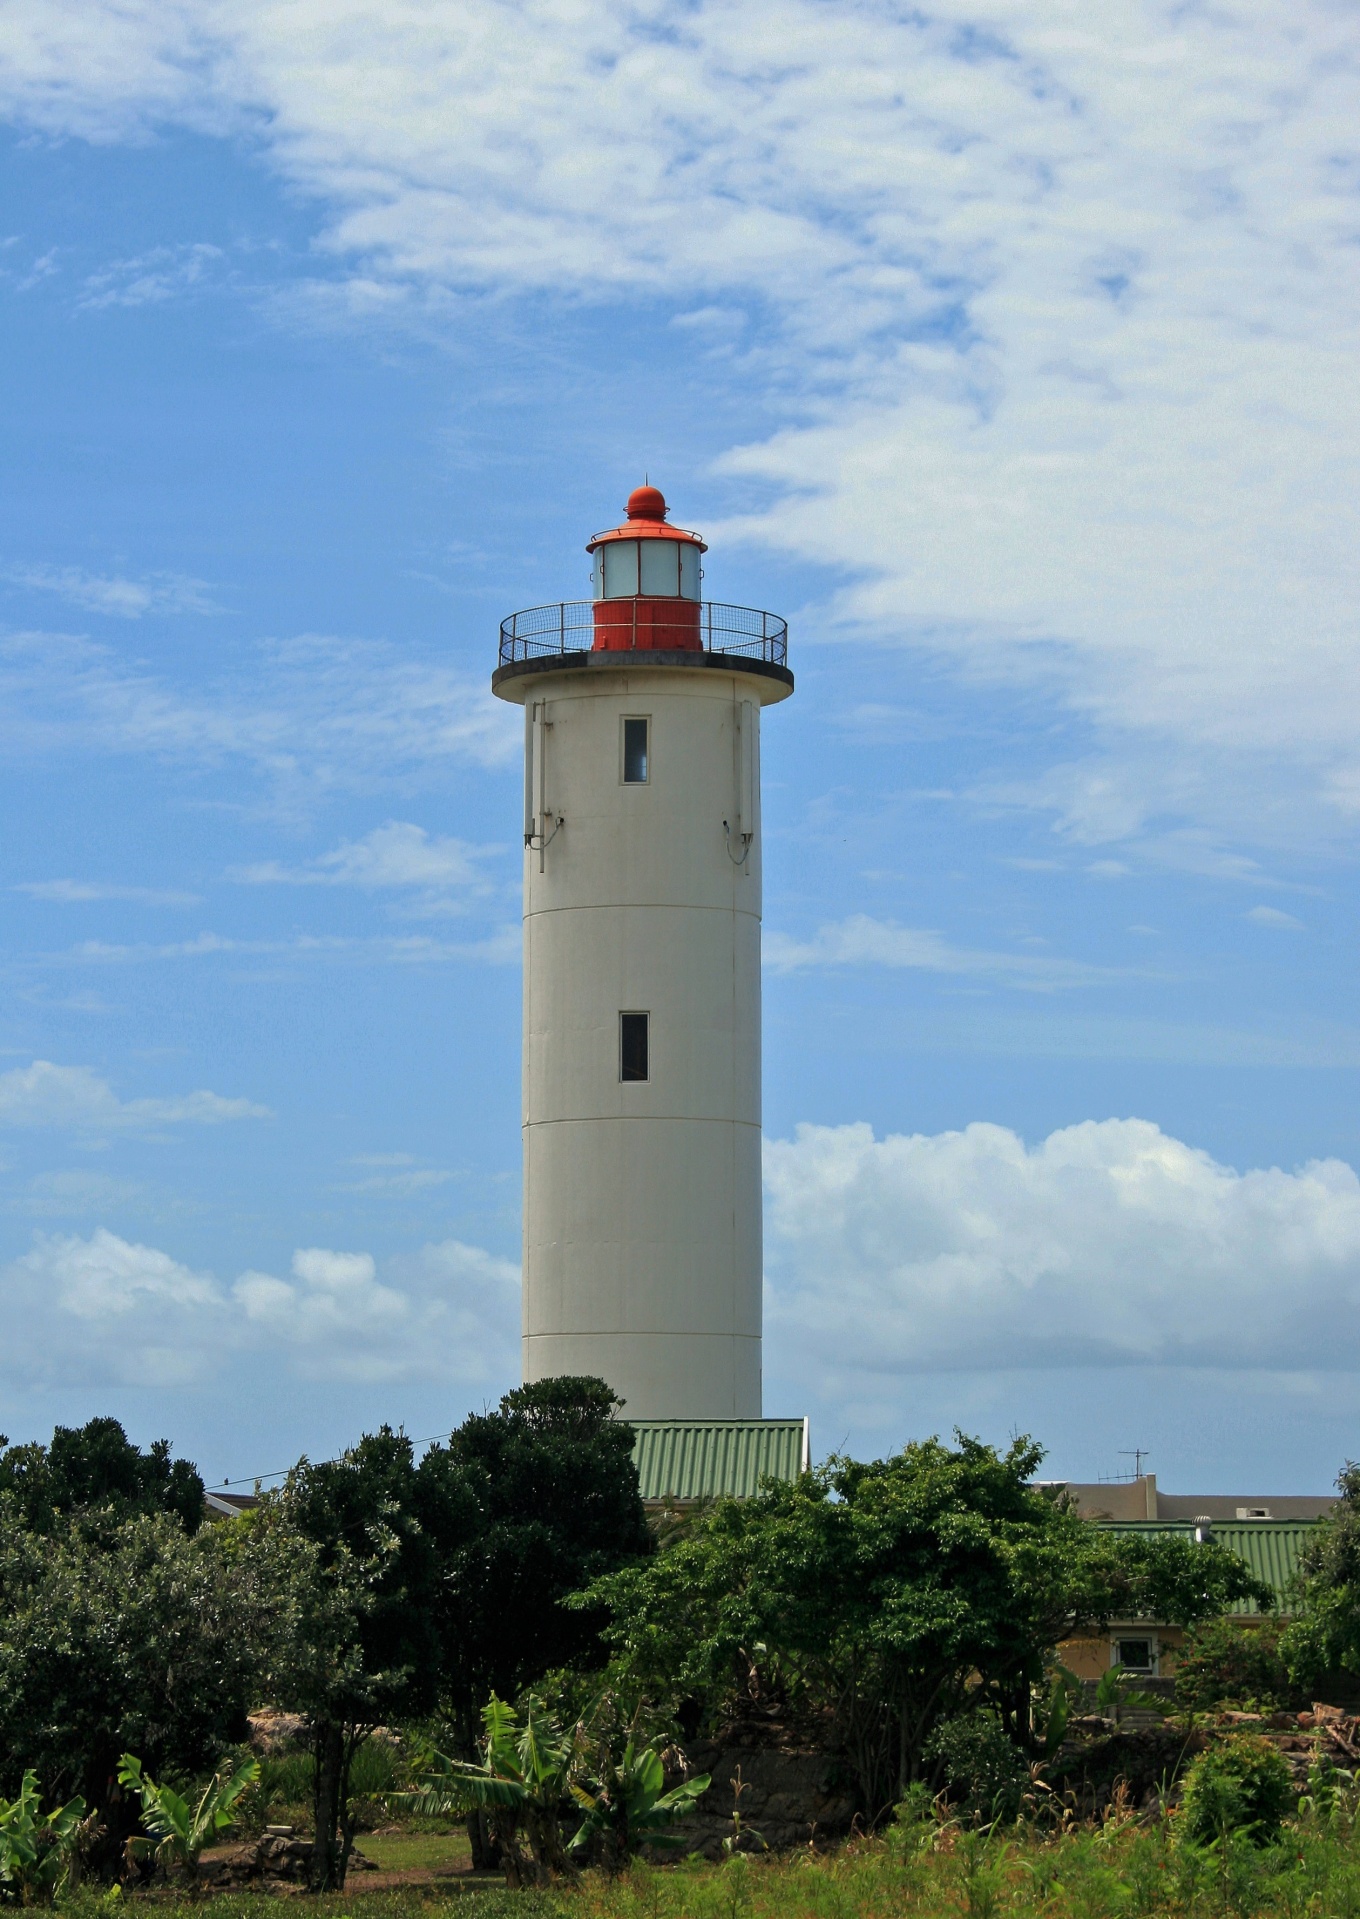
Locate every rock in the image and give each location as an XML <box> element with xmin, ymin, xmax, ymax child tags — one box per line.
<box><xmin>247</xmin><ymin>1709</ymin><xmax>311</xmax><ymax>1754</ymax></box>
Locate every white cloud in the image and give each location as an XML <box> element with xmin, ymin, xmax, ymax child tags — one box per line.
<box><xmin>233</xmin><ymin>1239</ymin><xmax>519</xmax><ymax>1380</ymax></box>
<box><xmin>2</xmin><ymin>0</ymin><xmax>1353</xmax><ymax>849</ymax></box>
<box><xmin>764</xmin><ymin>1119</ymin><xmax>1360</xmax><ymax>1386</ymax></box>
<box><xmin>4</xmin><ymin>565</ymin><xmax>217</xmax><ymax>617</ymax></box>
<box><xmin>0</xmin><ymin>1228</ymin><xmax>519</xmax><ymax>1389</ymax></box>
<box><xmin>17</xmin><ymin>879</ymin><xmax>200</xmax><ymax>905</ymax></box>
<box><xmin>60</xmin><ymin>926</ymin><xmax>520</xmax><ymax>966</ymax></box>
<box><xmin>764</xmin><ymin>913</ymin><xmax>1110</xmax><ymax>989</ymax></box>
<box><xmin>1247</xmin><ymin>905</ymin><xmax>1305</xmax><ymax>931</ymax></box>
<box><xmin>80</xmin><ymin>241</ymin><xmax>224</xmax><ymax>309</ymax></box>
<box><xmin>2</xmin><ymin>1229</ymin><xmax>226</xmax><ymax>1385</ymax></box>
<box><xmin>0</xmin><ymin>631</ymin><xmax>515</xmax><ymax>804</ymax></box>
<box><xmin>0</xmin><ymin>1061</ymin><xmax>270</xmax><ymax>1130</ymax></box>
<box><xmin>235</xmin><ymin>821</ymin><xmax>484</xmax><ymax>892</ymax></box>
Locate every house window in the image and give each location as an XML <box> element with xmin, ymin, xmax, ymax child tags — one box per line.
<box><xmin>620</xmin><ymin>1012</ymin><xmax>649</xmax><ymax>1082</ymax></box>
<box><xmin>1114</xmin><ymin>1637</ymin><xmax>1156</xmax><ymax>1674</ymax></box>
<box><xmin>622</xmin><ymin>716</ymin><xmax>649</xmax><ymax>784</ymax></box>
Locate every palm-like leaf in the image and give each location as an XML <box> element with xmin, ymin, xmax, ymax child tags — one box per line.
<box><xmin>118</xmin><ymin>1752</ymin><xmax>259</xmax><ymax>1875</ymax></box>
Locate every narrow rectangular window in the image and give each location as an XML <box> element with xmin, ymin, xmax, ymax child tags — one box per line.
<box><xmin>622</xmin><ymin>716</ymin><xmax>649</xmax><ymax>784</ymax></box>
<box><xmin>620</xmin><ymin>1011</ymin><xmax>649</xmax><ymax>1082</ymax></box>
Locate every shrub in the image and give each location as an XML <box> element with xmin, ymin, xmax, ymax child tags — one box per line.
<box><xmin>1178</xmin><ymin>1734</ymin><xmax>1294</xmax><ymax>1846</ymax></box>
<box><xmin>1175</xmin><ymin>1618</ymin><xmax>1296</xmax><ymax>1713</ymax></box>
<box><xmin>924</xmin><ymin>1713</ymin><xmax>1028</xmax><ymax>1824</ymax></box>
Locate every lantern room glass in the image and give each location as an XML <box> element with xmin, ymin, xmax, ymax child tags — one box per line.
<box><xmin>602</xmin><ymin>541</ymin><xmax>640</xmax><ymax>597</ymax></box>
<box><xmin>595</xmin><ymin>538</ymin><xmax>701</xmax><ymax>600</ymax></box>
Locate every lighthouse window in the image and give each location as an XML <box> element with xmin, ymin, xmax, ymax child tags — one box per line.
<box><xmin>622</xmin><ymin>716</ymin><xmax>649</xmax><ymax>784</ymax></box>
<box><xmin>640</xmin><ymin>539</ymin><xmax>679</xmax><ymax>596</ymax></box>
<box><xmin>620</xmin><ymin>1011</ymin><xmax>650</xmax><ymax>1082</ymax></box>
<box><xmin>679</xmin><ymin>543</ymin><xmax>700</xmax><ymax>599</ymax></box>
<box><xmin>602</xmin><ymin>540</ymin><xmax>640</xmax><ymax>597</ymax></box>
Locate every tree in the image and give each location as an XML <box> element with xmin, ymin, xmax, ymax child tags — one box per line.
<box><xmin>579</xmin><ymin>1434</ymin><xmax>1268</xmax><ymax>1819</ymax></box>
<box><xmin>270</xmin><ymin>1427</ymin><xmax>444</xmax><ymax>1892</ymax></box>
<box><xmin>0</xmin><ymin>1500</ymin><xmax>294</xmax><ymax>1810</ymax></box>
<box><xmin>1283</xmin><ymin>1461</ymin><xmax>1360</xmax><ymax>1693</ymax></box>
<box><xmin>419</xmin><ymin>1378</ymin><xmax>653</xmax><ymax>1760</ymax></box>
<box><xmin>0</xmin><ymin>1419</ymin><xmax>203</xmax><ymax>1535</ymax></box>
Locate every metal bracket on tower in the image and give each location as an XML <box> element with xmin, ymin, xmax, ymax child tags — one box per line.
<box><xmin>723</xmin><ymin>697</ymin><xmax>757</xmax><ymax>868</ymax></box>
<box><xmin>525</xmin><ymin>700</ymin><xmax>565</xmax><ymax>872</ymax></box>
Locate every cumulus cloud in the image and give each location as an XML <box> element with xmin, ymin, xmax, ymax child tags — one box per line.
<box><xmin>0</xmin><ymin>1060</ymin><xmax>270</xmax><ymax>1130</ymax></box>
<box><xmin>0</xmin><ymin>1229</ymin><xmax>519</xmax><ymax>1389</ymax></box>
<box><xmin>2</xmin><ymin>1229</ymin><xmax>226</xmax><ymax>1386</ymax></box>
<box><xmin>764</xmin><ymin>914</ymin><xmax>1110</xmax><ymax>989</ymax></box>
<box><xmin>0</xmin><ymin>0</ymin><xmax>1356</xmax><ymax>847</ymax></box>
<box><xmin>234</xmin><ymin>1240</ymin><xmax>518</xmax><ymax>1380</ymax></box>
<box><xmin>764</xmin><ymin>1119</ymin><xmax>1360</xmax><ymax>1383</ymax></box>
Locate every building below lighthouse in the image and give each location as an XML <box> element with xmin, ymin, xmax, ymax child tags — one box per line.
<box><xmin>492</xmin><ymin>485</ymin><xmax>794</xmax><ymax>1434</ymax></box>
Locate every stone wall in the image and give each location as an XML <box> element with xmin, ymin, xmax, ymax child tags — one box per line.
<box><xmin>669</xmin><ymin>1738</ymin><xmax>858</xmax><ymax>1858</ymax></box>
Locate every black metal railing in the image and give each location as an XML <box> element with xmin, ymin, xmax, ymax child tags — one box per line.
<box><xmin>498</xmin><ymin>600</ymin><xmax>788</xmax><ymax>667</ymax></box>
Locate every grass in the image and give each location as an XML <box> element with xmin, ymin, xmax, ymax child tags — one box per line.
<box><xmin>56</xmin><ymin>1808</ymin><xmax>1360</xmax><ymax>1918</ymax></box>
<box><xmin>357</xmin><ymin>1831</ymin><xmax>475</xmax><ymax>1874</ymax></box>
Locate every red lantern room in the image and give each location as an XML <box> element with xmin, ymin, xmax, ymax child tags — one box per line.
<box><xmin>587</xmin><ymin>485</ymin><xmax>707</xmax><ymax>652</ymax></box>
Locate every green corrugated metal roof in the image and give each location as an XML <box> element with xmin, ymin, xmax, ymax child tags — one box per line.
<box><xmin>629</xmin><ymin>1418</ymin><xmax>809</xmax><ymax>1502</ymax></box>
<box><xmin>1099</xmin><ymin>1520</ymin><xmax>1322</xmax><ymax>1616</ymax></box>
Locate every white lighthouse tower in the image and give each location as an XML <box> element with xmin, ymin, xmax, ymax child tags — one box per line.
<box><xmin>492</xmin><ymin>485</ymin><xmax>793</xmax><ymax>1420</ymax></box>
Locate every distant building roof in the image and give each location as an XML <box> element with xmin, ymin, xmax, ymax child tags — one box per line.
<box><xmin>1098</xmin><ymin>1519</ymin><xmax>1322</xmax><ymax>1616</ymax></box>
<box><xmin>629</xmin><ymin>1418</ymin><xmax>809</xmax><ymax>1503</ymax></box>
<box><xmin>1046</xmin><ymin>1474</ymin><xmax>1335</xmax><ymax>1524</ymax></box>
<box><xmin>203</xmin><ymin>1491</ymin><xmax>258</xmax><ymax>1519</ymax></box>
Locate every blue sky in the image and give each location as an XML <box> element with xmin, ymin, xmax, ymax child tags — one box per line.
<box><xmin>1</xmin><ymin>1</ymin><xmax>1358</xmax><ymax>1495</ymax></box>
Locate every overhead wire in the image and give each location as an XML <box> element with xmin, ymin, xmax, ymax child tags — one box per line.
<box><xmin>214</xmin><ymin>1427</ymin><xmax>459</xmax><ymax>1490</ymax></box>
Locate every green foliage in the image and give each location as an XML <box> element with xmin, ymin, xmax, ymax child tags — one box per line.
<box><xmin>0</xmin><ymin>1420</ymin><xmax>203</xmax><ymax>1536</ymax></box>
<box><xmin>1175</xmin><ymin>1618</ymin><xmax>1296</xmax><ymax>1712</ymax></box>
<box><xmin>422</xmin><ymin>1378</ymin><xmax>653</xmax><ymax>1760</ymax></box>
<box><xmin>1038</xmin><ymin>1667</ymin><xmax>1084</xmax><ymax>1755</ymax></box>
<box><xmin>0</xmin><ymin>1770</ymin><xmax>86</xmax><ymax>1903</ymax></box>
<box><xmin>1178</xmin><ymin>1733</ymin><xmax>1295</xmax><ymax>1847</ymax></box>
<box><xmin>0</xmin><ymin>1503</ymin><xmax>302</xmax><ymax>1805</ymax></box>
<box><xmin>924</xmin><ymin>1713</ymin><xmax>1028</xmax><ymax>1824</ymax></box>
<box><xmin>1283</xmin><ymin>1462</ymin><xmax>1360</xmax><ymax>1693</ymax></box>
<box><xmin>569</xmin><ymin>1733</ymin><xmax>709</xmax><ymax>1870</ymax></box>
<box><xmin>578</xmin><ymin>1432</ymin><xmax>1263</xmax><ymax>1818</ymax></box>
<box><xmin>409</xmin><ymin>1695</ymin><xmax>580</xmax><ymax>1887</ymax></box>
<box><xmin>117</xmin><ymin>1752</ymin><xmax>259</xmax><ymax>1880</ymax></box>
<box><xmin>266</xmin><ymin>1428</ymin><xmax>443</xmax><ymax>1891</ymax></box>
<box><xmin>1092</xmin><ymin>1664</ymin><xmax>1166</xmax><ymax>1724</ymax></box>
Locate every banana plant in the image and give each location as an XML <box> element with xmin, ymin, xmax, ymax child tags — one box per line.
<box><xmin>569</xmin><ymin>1737</ymin><xmax>710</xmax><ymax>1871</ymax></box>
<box><xmin>1038</xmin><ymin>1666</ymin><xmax>1086</xmax><ymax>1755</ymax></box>
<box><xmin>408</xmin><ymin>1695</ymin><xmax>580</xmax><ymax>1887</ymax></box>
<box><xmin>0</xmin><ymin>1771</ymin><xmax>86</xmax><ymax>1903</ymax></box>
<box><xmin>1094</xmin><ymin>1663</ymin><xmax>1166</xmax><ymax>1726</ymax></box>
<box><xmin>117</xmin><ymin>1752</ymin><xmax>260</xmax><ymax>1882</ymax></box>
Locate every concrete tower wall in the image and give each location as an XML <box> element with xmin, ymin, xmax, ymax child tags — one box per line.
<box><xmin>509</xmin><ymin>658</ymin><xmax>784</xmax><ymax>1418</ymax></box>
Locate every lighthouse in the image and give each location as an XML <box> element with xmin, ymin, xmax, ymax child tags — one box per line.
<box><xmin>492</xmin><ymin>485</ymin><xmax>794</xmax><ymax>1420</ymax></box>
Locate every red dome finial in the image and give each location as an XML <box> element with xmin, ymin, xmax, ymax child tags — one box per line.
<box><xmin>626</xmin><ymin>485</ymin><xmax>667</xmax><ymax>522</ymax></box>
